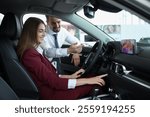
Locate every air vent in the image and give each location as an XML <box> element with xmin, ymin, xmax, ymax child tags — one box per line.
<box><xmin>111</xmin><ymin>62</ymin><xmax>132</xmax><ymax>75</ymax></box>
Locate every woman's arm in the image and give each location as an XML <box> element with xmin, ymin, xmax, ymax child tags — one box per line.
<box><xmin>60</xmin><ymin>67</ymin><xmax>107</xmax><ymax>87</ymax></box>
<box><xmin>59</xmin><ymin>69</ymin><xmax>85</xmax><ymax>79</ymax></box>
<box><xmin>76</xmin><ymin>74</ymin><xmax>107</xmax><ymax>87</ymax></box>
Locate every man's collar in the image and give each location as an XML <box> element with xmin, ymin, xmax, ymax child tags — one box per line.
<box><xmin>46</xmin><ymin>25</ymin><xmax>55</xmax><ymax>35</ymax></box>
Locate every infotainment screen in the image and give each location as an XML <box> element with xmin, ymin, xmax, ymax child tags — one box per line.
<box><xmin>121</xmin><ymin>39</ymin><xmax>136</xmax><ymax>54</ymax></box>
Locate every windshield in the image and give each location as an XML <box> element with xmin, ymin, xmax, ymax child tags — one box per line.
<box><xmin>77</xmin><ymin>9</ymin><xmax>150</xmax><ymax>44</ymax></box>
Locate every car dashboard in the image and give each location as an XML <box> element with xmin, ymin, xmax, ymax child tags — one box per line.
<box><xmin>103</xmin><ymin>41</ymin><xmax>150</xmax><ymax>99</ymax></box>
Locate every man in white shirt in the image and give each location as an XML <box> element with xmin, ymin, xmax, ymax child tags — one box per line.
<box><xmin>38</xmin><ymin>15</ymin><xmax>82</xmax><ymax>74</ymax></box>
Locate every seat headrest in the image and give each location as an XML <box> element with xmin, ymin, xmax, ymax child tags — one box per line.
<box><xmin>0</xmin><ymin>12</ymin><xmax>21</xmax><ymax>40</ymax></box>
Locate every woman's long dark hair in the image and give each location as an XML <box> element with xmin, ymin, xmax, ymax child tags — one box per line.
<box><xmin>17</xmin><ymin>17</ymin><xmax>45</xmax><ymax>59</ymax></box>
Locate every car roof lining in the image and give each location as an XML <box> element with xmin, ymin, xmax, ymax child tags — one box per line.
<box><xmin>0</xmin><ymin>0</ymin><xmax>89</xmax><ymax>14</ymax></box>
<box><xmin>103</xmin><ymin>0</ymin><xmax>150</xmax><ymax>24</ymax></box>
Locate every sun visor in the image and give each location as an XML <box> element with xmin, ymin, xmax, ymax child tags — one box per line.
<box><xmin>90</xmin><ymin>0</ymin><xmax>122</xmax><ymax>13</ymax></box>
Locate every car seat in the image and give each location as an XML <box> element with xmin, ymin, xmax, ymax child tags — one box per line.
<box><xmin>0</xmin><ymin>12</ymin><xmax>39</xmax><ymax>99</ymax></box>
<box><xmin>0</xmin><ymin>76</ymin><xmax>18</xmax><ymax>100</ymax></box>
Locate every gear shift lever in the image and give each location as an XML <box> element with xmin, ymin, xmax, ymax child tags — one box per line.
<box><xmin>91</xmin><ymin>87</ymin><xmax>100</xmax><ymax>100</ymax></box>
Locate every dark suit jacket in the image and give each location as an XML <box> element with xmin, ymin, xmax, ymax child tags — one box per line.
<box><xmin>22</xmin><ymin>48</ymin><xmax>93</xmax><ymax>99</ymax></box>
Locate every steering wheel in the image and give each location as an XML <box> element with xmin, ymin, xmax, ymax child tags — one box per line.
<box><xmin>81</xmin><ymin>40</ymin><xmax>103</xmax><ymax>77</ymax></box>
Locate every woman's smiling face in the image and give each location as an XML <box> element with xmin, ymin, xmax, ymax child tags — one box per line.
<box><xmin>37</xmin><ymin>23</ymin><xmax>46</xmax><ymax>44</ymax></box>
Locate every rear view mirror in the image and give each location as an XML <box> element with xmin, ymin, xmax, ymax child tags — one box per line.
<box><xmin>83</xmin><ymin>6</ymin><xmax>97</xmax><ymax>18</ymax></box>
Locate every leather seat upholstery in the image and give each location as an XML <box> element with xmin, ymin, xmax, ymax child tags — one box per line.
<box><xmin>0</xmin><ymin>12</ymin><xmax>39</xmax><ymax>99</ymax></box>
<box><xmin>0</xmin><ymin>76</ymin><xmax>18</xmax><ymax>100</ymax></box>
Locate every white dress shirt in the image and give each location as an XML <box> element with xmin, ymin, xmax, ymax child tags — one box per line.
<box><xmin>39</xmin><ymin>26</ymin><xmax>80</xmax><ymax>59</ymax></box>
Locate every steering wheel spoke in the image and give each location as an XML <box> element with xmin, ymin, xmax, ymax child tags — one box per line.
<box><xmin>81</xmin><ymin>41</ymin><xmax>103</xmax><ymax>77</ymax></box>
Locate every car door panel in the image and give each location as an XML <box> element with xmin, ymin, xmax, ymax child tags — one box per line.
<box><xmin>106</xmin><ymin>41</ymin><xmax>150</xmax><ymax>99</ymax></box>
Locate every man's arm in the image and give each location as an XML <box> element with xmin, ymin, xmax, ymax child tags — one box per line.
<box><xmin>41</xmin><ymin>41</ymin><xmax>82</xmax><ymax>58</ymax></box>
<box><xmin>62</xmin><ymin>28</ymin><xmax>82</xmax><ymax>66</ymax></box>
<box><xmin>43</xmin><ymin>48</ymin><xmax>68</xmax><ymax>58</ymax></box>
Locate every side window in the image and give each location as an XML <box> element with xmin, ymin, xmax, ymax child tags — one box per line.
<box><xmin>0</xmin><ymin>13</ymin><xmax>4</xmax><ymax>25</ymax></box>
<box><xmin>61</xmin><ymin>22</ymin><xmax>79</xmax><ymax>38</ymax></box>
<box><xmin>23</xmin><ymin>13</ymin><xmax>46</xmax><ymax>24</ymax></box>
<box><xmin>61</xmin><ymin>21</ymin><xmax>96</xmax><ymax>47</ymax></box>
<box><xmin>23</xmin><ymin>13</ymin><xmax>95</xmax><ymax>47</ymax></box>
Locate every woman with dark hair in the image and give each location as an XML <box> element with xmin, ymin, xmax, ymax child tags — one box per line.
<box><xmin>17</xmin><ymin>17</ymin><xmax>107</xmax><ymax>100</ymax></box>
